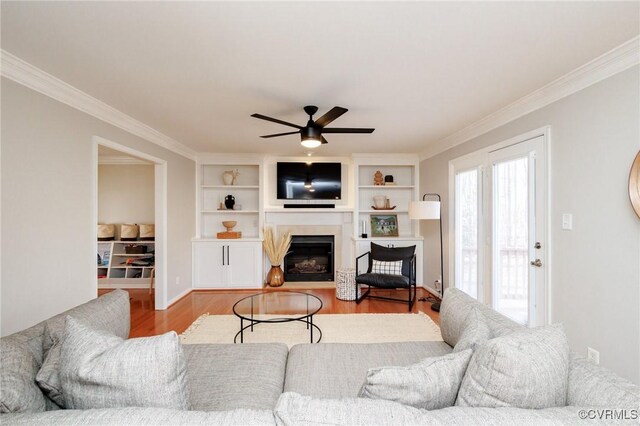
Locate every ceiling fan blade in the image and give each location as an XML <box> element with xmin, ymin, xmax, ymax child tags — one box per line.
<box><xmin>321</xmin><ymin>135</ymin><xmax>329</xmax><ymax>144</ymax></box>
<box><xmin>260</xmin><ymin>131</ymin><xmax>300</xmax><ymax>138</ymax></box>
<box><xmin>251</xmin><ymin>113</ymin><xmax>302</xmax><ymax>129</ymax></box>
<box><xmin>315</xmin><ymin>107</ymin><xmax>348</xmax><ymax>127</ymax></box>
<box><xmin>321</xmin><ymin>127</ymin><xmax>375</xmax><ymax>134</ymax></box>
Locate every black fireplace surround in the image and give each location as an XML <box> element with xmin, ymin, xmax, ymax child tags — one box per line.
<box><xmin>284</xmin><ymin>235</ymin><xmax>335</xmax><ymax>282</ymax></box>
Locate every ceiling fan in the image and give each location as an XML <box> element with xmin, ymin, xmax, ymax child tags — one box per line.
<box><xmin>251</xmin><ymin>105</ymin><xmax>375</xmax><ymax>149</ymax></box>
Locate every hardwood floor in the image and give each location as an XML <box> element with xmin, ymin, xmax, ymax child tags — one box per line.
<box><xmin>100</xmin><ymin>287</ymin><xmax>441</xmax><ymax>338</ymax></box>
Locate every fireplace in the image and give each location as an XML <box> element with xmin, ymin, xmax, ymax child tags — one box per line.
<box><xmin>284</xmin><ymin>235</ymin><xmax>335</xmax><ymax>282</ymax></box>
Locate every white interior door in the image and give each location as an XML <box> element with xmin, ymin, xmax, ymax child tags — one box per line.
<box><xmin>488</xmin><ymin>136</ymin><xmax>546</xmax><ymax>326</ymax></box>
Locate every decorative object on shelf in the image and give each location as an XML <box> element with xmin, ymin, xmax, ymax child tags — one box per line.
<box><xmin>139</xmin><ymin>224</ymin><xmax>155</xmax><ymax>241</ymax></box>
<box><xmin>373</xmin><ymin>195</ymin><xmax>387</xmax><ymax>209</ymax></box>
<box><xmin>120</xmin><ymin>224</ymin><xmax>139</xmax><ymax>241</ymax></box>
<box><xmin>224</xmin><ymin>195</ymin><xmax>235</xmax><ymax>210</ymax></box>
<box><xmin>374</xmin><ymin>170</ymin><xmax>384</xmax><ymax>185</ymax></box>
<box><xmin>370</xmin><ymin>214</ymin><xmax>399</xmax><ymax>237</ymax></box>
<box><xmin>125</xmin><ymin>244</ymin><xmax>147</xmax><ymax>254</ymax></box>
<box><xmin>409</xmin><ymin>193</ymin><xmax>443</xmax><ymax>312</ymax></box>
<box><xmin>97</xmin><ymin>224</ymin><xmax>115</xmax><ymax>241</ymax></box>
<box><xmin>384</xmin><ymin>175</ymin><xmax>394</xmax><ymax>185</ymax></box>
<box><xmin>222</xmin><ymin>169</ymin><xmax>240</xmax><ymax>186</ymax></box>
<box><xmin>217</xmin><ymin>221</ymin><xmax>242</xmax><ymax>239</ymax></box>
<box><xmin>371</xmin><ymin>196</ymin><xmax>395</xmax><ymax>210</ymax></box>
<box><xmin>222</xmin><ymin>221</ymin><xmax>237</xmax><ymax>232</ymax></box>
<box><xmin>629</xmin><ymin>151</ymin><xmax>640</xmax><ymax>219</ymax></box>
<box><xmin>361</xmin><ymin>220</ymin><xmax>368</xmax><ymax>238</ymax></box>
<box><xmin>262</xmin><ymin>227</ymin><xmax>292</xmax><ymax>287</ymax></box>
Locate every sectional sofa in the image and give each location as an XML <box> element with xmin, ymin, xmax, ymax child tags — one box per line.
<box><xmin>1</xmin><ymin>288</ymin><xmax>638</xmax><ymax>424</ymax></box>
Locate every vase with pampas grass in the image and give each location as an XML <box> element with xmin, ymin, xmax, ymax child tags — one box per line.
<box><xmin>262</xmin><ymin>227</ymin><xmax>291</xmax><ymax>287</ymax></box>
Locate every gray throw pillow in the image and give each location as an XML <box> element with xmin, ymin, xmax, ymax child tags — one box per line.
<box><xmin>35</xmin><ymin>323</ymin><xmax>65</xmax><ymax>407</ymax></box>
<box><xmin>358</xmin><ymin>349</ymin><xmax>473</xmax><ymax>410</ymax></box>
<box><xmin>453</xmin><ymin>306</ymin><xmax>491</xmax><ymax>353</ymax></box>
<box><xmin>0</xmin><ymin>338</ymin><xmax>47</xmax><ymax>413</ymax></box>
<box><xmin>59</xmin><ymin>316</ymin><xmax>190</xmax><ymax>410</ymax></box>
<box><xmin>456</xmin><ymin>323</ymin><xmax>569</xmax><ymax>409</ymax></box>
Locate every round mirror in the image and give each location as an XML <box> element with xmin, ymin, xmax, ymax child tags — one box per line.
<box><xmin>630</xmin><ymin>151</ymin><xmax>640</xmax><ymax>219</ymax></box>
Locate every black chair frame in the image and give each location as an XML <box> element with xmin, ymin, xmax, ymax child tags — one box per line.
<box><xmin>354</xmin><ymin>251</ymin><xmax>417</xmax><ymax>311</ymax></box>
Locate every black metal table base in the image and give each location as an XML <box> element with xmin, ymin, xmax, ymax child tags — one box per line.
<box><xmin>234</xmin><ymin>316</ymin><xmax>323</xmax><ymax>344</ymax></box>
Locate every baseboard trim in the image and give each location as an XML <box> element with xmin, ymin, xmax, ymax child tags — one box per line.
<box><xmin>166</xmin><ymin>288</ymin><xmax>193</xmax><ymax>308</ymax></box>
<box><xmin>422</xmin><ymin>284</ymin><xmax>440</xmax><ymax>298</ymax></box>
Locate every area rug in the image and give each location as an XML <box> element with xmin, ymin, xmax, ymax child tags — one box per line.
<box><xmin>180</xmin><ymin>312</ymin><xmax>442</xmax><ymax>348</ymax></box>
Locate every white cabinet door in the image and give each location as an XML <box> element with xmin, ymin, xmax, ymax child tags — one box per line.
<box><xmin>193</xmin><ymin>242</ymin><xmax>227</xmax><ymax>288</ymax></box>
<box><xmin>193</xmin><ymin>241</ymin><xmax>262</xmax><ymax>289</ymax></box>
<box><xmin>227</xmin><ymin>242</ymin><xmax>262</xmax><ymax>288</ymax></box>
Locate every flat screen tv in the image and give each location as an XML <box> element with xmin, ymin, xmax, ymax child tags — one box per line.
<box><xmin>277</xmin><ymin>162</ymin><xmax>341</xmax><ymax>200</ymax></box>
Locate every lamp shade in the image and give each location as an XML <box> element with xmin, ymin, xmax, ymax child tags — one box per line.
<box><xmin>409</xmin><ymin>200</ymin><xmax>441</xmax><ymax>220</ymax></box>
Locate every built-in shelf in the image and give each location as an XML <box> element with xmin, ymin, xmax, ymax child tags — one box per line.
<box><xmin>360</xmin><ymin>209</ymin><xmax>409</xmax><ymax>213</ymax></box>
<box><xmin>201</xmin><ymin>210</ymin><xmax>260</xmax><ymax>214</ymax></box>
<box><xmin>358</xmin><ymin>185</ymin><xmax>414</xmax><ymax>189</ymax></box>
<box><xmin>192</xmin><ymin>237</ymin><xmax>263</xmax><ymax>242</ymax></box>
<box><xmin>201</xmin><ymin>185</ymin><xmax>260</xmax><ymax>189</ymax></box>
<box><xmin>264</xmin><ymin>207</ymin><xmax>354</xmax><ymax>213</ymax></box>
<box><xmin>198</xmin><ymin>162</ymin><xmax>262</xmax><ymax>239</ymax></box>
<box><xmin>355</xmin><ymin>161</ymin><xmax>419</xmax><ymax>239</ymax></box>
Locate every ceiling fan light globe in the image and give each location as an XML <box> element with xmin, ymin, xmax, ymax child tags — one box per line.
<box><xmin>301</xmin><ymin>138</ymin><xmax>322</xmax><ymax>148</ymax></box>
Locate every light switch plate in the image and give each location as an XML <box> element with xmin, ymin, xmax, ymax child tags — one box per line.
<box><xmin>587</xmin><ymin>347</ymin><xmax>600</xmax><ymax>365</ymax></box>
<box><xmin>562</xmin><ymin>213</ymin><xmax>573</xmax><ymax>230</ymax></box>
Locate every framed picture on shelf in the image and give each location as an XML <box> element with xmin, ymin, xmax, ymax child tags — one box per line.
<box><xmin>370</xmin><ymin>214</ymin><xmax>399</xmax><ymax>237</ymax></box>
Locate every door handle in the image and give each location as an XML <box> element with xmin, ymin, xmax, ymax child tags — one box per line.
<box><xmin>227</xmin><ymin>246</ymin><xmax>230</xmax><ymax>265</ymax></box>
<box><xmin>222</xmin><ymin>246</ymin><xmax>225</xmax><ymax>266</ymax></box>
<box><xmin>530</xmin><ymin>259</ymin><xmax>542</xmax><ymax>267</ymax></box>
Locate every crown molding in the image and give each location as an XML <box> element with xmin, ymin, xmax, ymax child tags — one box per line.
<box><xmin>419</xmin><ymin>36</ymin><xmax>640</xmax><ymax>161</ymax></box>
<box><xmin>98</xmin><ymin>156</ymin><xmax>152</xmax><ymax>165</ymax></box>
<box><xmin>1</xmin><ymin>50</ymin><xmax>197</xmax><ymax>161</ymax></box>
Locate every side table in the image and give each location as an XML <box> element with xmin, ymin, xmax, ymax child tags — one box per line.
<box><xmin>335</xmin><ymin>268</ymin><xmax>360</xmax><ymax>301</ymax></box>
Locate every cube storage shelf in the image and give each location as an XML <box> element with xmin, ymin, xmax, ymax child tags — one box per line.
<box><xmin>97</xmin><ymin>241</ymin><xmax>155</xmax><ymax>289</ymax></box>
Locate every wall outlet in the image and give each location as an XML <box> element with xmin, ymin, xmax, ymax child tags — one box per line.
<box><xmin>434</xmin><ymin>278</ymin><xmax>442</xmax><ymax>291</ymax></box>
<box><xmin>176</xmin><ymin>276</ymin><xmax>181</xmax><ymax>286</ymax></box>
<box><xmin>587</xmin><ymin>347</ymin><xmax>600</xmax><ymax>365</ymax></box>
<box><xmin>562</xmin><ymin>213</ymin><xmax>573</xmax><ymax>230</ymax></box>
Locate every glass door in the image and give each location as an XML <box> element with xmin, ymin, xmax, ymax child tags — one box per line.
<box><xmin>454</xmin><ymin>168</ymin><xmax>481</xmax><ymax>299</ymax></box>
<box><xmin>488</xmin><ymin>136</ymin><xmax>545</xmax><ymax>326</ymax></box>
<box><xmin>451</xmin><ymin>132</ymin><xmax>547</xmax><ymax>327</ymax></box>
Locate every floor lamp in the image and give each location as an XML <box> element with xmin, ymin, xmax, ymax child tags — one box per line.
<box><xmin>409</xmin><ymin>194</ymin><xmax>443</xmax><ymax>312</ymax></box>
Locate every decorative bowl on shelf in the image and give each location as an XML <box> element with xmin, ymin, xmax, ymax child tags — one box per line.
<box><xmin>371</xmin><ymin>205</ymin><xmax>396</xmax><ymax>210</ymax></box>
<box><xmin>222</xmin><ymin>221</ymin><xmax>237</xmax><ymax>231</ymax></box>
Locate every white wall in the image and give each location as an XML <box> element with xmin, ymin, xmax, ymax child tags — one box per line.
<box><xmin>419</xmin><ymin>66</ymin><xmax>640</xmax><ymax>383</ymax></box>
<box><xmin>98</xmin><ymin>164</ymin><xmax>155</xmax><ymax>238</ymax></box>
<box><xmin>1</xmin><ymin>78</ymin><xmax>196</xmax><ymax>336</ymax></box>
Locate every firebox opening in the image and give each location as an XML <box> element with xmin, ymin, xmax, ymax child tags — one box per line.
<box><xmin>284</xmin><ymin>235</ymin><xmax>335</xmax><ymax>282</ymax></box>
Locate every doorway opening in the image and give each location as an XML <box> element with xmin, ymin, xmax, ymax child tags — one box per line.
<box><xmin>93</xmin><ymin>137</ymin><xmax>168</xmax><ymax>310</ymax></box>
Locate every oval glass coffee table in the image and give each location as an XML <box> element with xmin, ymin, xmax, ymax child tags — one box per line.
<box><xmin>232</xmin><ymin>291</ymin><xmax>323</xmax><ymax>344</ymax></box>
